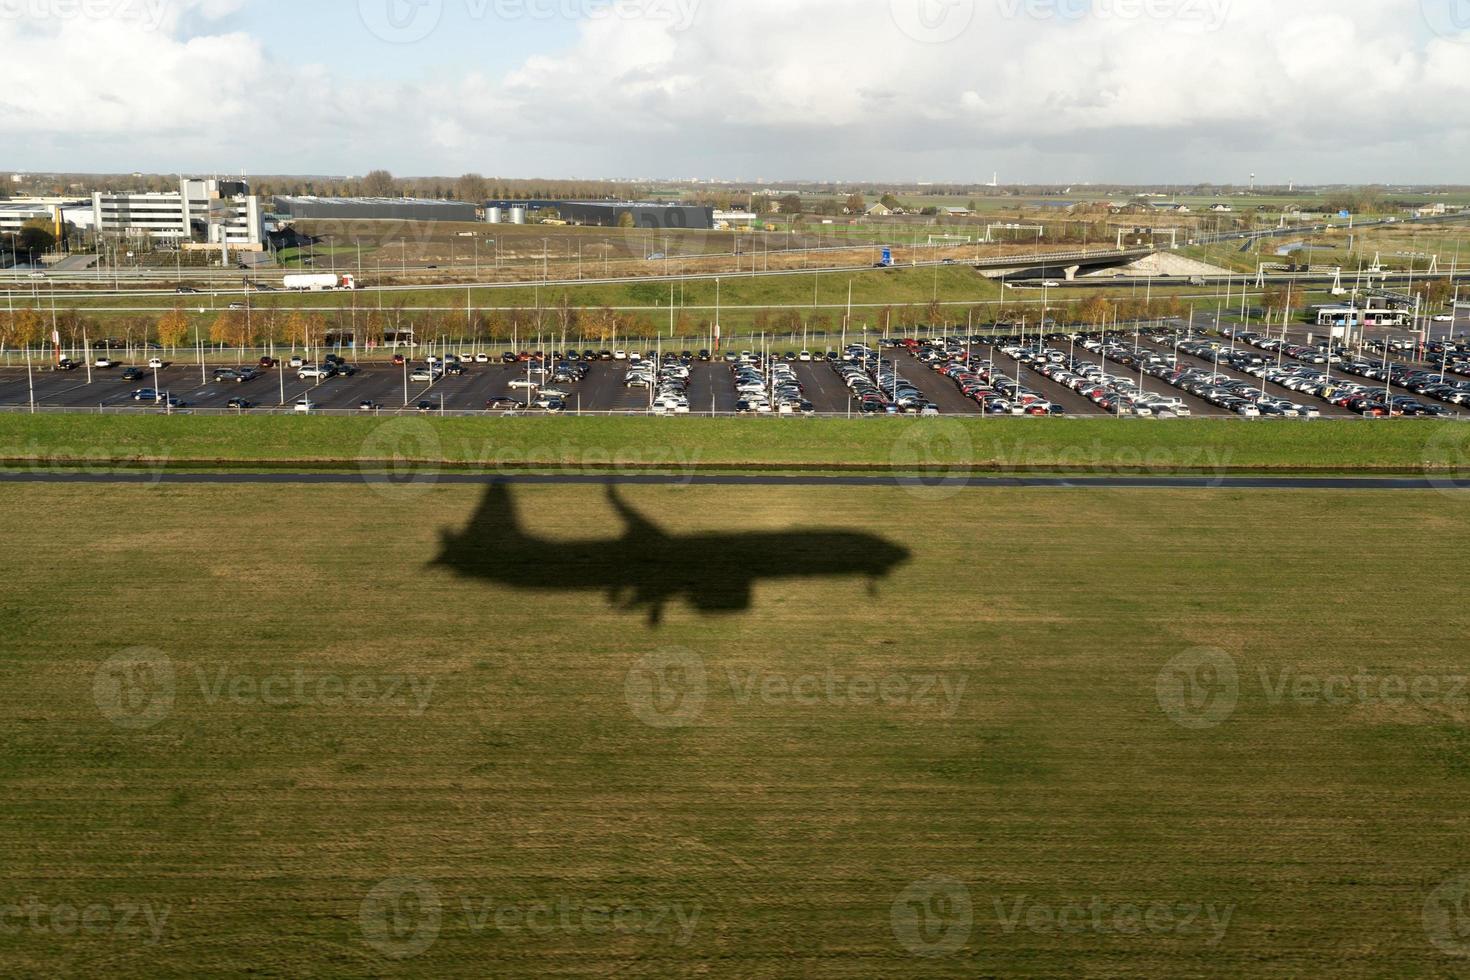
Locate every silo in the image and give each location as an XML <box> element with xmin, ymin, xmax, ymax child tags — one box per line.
<box><xmin>509</xmin><ymin>206</ymin><xmax>527</xmax><ymax>225</ymax></box>
<box><xmin>486</xmin><ymin>207</ymin><xmax>502</xmax><ymax>224</ymax></box>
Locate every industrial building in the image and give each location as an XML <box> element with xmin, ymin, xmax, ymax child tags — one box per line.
<box><xmin>271</xmin><ymin>196</ymin><xmax>479</xmax><ymax>223</ymax></box>
<box><xmin>484</xmin><ymin>200</ymin><xmax>714</xmax><ymax>231</ymax></box>
<box><xmin>90</xmin><ymin>178</ymin><xmax>265</xmax><ymax>251</ymax></box>
<box><xmin>0</xmin><ymin>198</ymin><xmax>92</xmax><ymax>238</ymax></box>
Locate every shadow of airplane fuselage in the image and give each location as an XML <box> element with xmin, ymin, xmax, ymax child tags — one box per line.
<box><xmin>432</xmin><ymin>483</ymin><xmax>911</xmax><ymax>625</ymax></box>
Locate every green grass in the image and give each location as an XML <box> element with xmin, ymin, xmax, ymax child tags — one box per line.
<box><xmin>0</xmin><ymin>415</ymin><xmax>1464</xmax><ymax>475</ymax></box>
<box><xmin>2</xmin><ymin>483</ymin><xmax>1469</xmax><ymax>976</ymax></box>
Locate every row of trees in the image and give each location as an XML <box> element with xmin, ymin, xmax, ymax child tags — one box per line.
<box><xmin>2</xmin><ymin>290</ymin><xmax>1347</xmax><ymax>352</ymax></box>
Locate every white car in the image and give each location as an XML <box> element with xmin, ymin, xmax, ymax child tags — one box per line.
<box><xmin>798</xmin><ymin>351</ymin><xmax>813</xmax><ymax>362</ymax></box>
<box><xmin>613</xmin><ymin>350</ymin><xmax>628</xmax><ymax>361</ymax></box>
<box><xmin>1433</xmin><ymin>314</ymin><xmax>1455</xmax><ymax>323</ymax></box>
<box><xmin>288</xmin><ymin>355</ymin><xmax>306</xmax><ymax>368</ymax></box>
<box><xmin>148</xmin><ymin>357</ymin><xmax>165</xmax><ymax>369</ymax></box>
<box><xmin>474</xmin><ymin>353</ymin><xmax>491</xmax><ymax>363</ymax></box>
<box><xmin>298</xmin><ymin>366</ymin><xmax>332</xmax><ymax>380</ymax></box>
<box><xmin>410</xmin><ymin>370</ymin><xmax>436</xmax><ymax>383</ymax></box>
<box><xmin>294</xmin><ymin>399</ymin><xmax>315</xmax><ymax>414</ymax></box>
<box><xmin>507</xmin><ymin>378</ymin><xmax>538</xmax><ymax>390</ymax></box>
<box><xmin>94</xmin><ymin>358</ymin><xmax>117</xmax><ymax>369</ymax></box>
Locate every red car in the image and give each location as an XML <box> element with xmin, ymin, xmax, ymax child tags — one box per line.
<box><xmin>258</xmin><ymin>356</ymin><xmax>277</xmax><ymax>369</ymax></box>
<box><xmin>393</xmin><ymin>354</ymin><xmax>407</xmax><ymax>366</ymax></box>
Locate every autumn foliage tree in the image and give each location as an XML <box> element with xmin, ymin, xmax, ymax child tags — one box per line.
<box><xmin>156</xmin><ymin>308</ymin><xmax>191</xmax><ymax>349</ymax></box>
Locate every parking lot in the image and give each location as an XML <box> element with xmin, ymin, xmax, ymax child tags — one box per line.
<box><xmin>2</xmin><ymin>332</ymin><xmax>1466</xmax><ymax>418</ymax></box>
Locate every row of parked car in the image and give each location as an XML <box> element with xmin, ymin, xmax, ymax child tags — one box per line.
<box><xmin>1217</xmin><ymin>331</ymin><xmax>1461</xmax><ymax>417</ymax></box>
<box><xmin>833</xmin><ymin>346</ymin><xmax>940</xmax><ymax>415</ymax></box>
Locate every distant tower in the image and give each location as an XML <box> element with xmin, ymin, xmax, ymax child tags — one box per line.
<box><xmin>1249</xmin><ymin>173</ymin><xmax>1256</xmax><ymax>193</ymax></box>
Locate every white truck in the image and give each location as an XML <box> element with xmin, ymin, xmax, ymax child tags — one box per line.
<box><xmin>283</xmin><ymin>273</ymin><xmax>357</xmax><ymax>292</ymax></box>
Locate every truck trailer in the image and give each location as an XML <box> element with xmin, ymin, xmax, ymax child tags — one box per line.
<box><xmin>283</xmin><ymin>273</ymin><xmax>357</xmax><ymax>291</ymax></box>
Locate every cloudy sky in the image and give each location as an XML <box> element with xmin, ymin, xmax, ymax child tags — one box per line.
<box><xmin>3</xmin><ymin>0</ymin><xmax>1470</xmax><ymax>183</ymax></box>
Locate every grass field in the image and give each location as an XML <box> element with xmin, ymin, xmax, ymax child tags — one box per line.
<box><xmin>3</xmin><ymin>482</ymin><xmax>1470</xmax><ymax>976</ymax></box>
<box><xmin>1</xmin><ymin>415</ymin><xmax>1466</xmax><ymax>475</ymax></box>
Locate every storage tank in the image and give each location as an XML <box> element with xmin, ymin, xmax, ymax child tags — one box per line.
<box><xmin>486</xmin><ymin>207</ymin><xmax>502</xmax><ymax>224</ymax></box>
<box><xmin>509</xmin><ymin>206</ymin><xmax>527</xmax><ymax>225</ymax></box>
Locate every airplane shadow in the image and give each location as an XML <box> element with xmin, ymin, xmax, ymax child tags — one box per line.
<box><xmin>431</xmin><ymin>483</ymin><xmax>912</xmax><ymax>626</ymax></box>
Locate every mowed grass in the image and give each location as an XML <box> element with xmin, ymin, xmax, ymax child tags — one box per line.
<box><xmin>0</xmin><ymin>414</ymin><xmax>1466</xmax><ymax>474</ymax></box>
<box><xmin>2</xmin><ymin>484</ymin><xmax>1470</xmax><ymax>976</ymax></box>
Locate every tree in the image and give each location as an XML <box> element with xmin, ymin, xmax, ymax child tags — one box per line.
<box><xmin>845</xmin><ymin>193</ymin><xmax>866</xmax><ymax>214</ymax></box>
<box><xmin>209</xmin><ymin>310</ymin><xmax>250</xmax><ymax>348</ymax></box>
<box><xmin>0</xmin><ymin>308</ymin><xmax>43</xmax><ymax>349</ymax></box>
<box><xmin>456</xmin><ymin>173</ymin><xmax>489</xmax><ymax>203</ymax></box>
<box><xmin>156</xmin><ymin>308</ymin><xmax>191</xmax><ymax>349</ymax></box>
<box><xmin>778</xmin><ymin>194</ymin><xmax>803</xmax><ymax>216</ymax></box>
<box><xmin>1079</xmin><ymin>295</ymin><xmax>1113</xmax><ymax>326</ymax></box>
<box><xmin>880</xmin><ymin>194</ymin><xmax>901</xmax><ymax>211</ymax></box>
<box><xmin>18</xmin><ymin>218</ymin><xmax>55</xmax><ymax>254</ymax></box>
<box><xmin>361</xmin><ymin>170</ymin><xmax>397</xmax><ymax>198</ymax></box>
<box><xmin>617</xmin><ymin>212</ymin><xmax>636</xmax><ymax>229</ymax></box>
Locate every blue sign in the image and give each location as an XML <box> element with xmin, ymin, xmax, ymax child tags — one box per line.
<box><xmin>1339</xmin><ymin>210</ymin><xmax>1351</xmax><ymax>219</ymax></box>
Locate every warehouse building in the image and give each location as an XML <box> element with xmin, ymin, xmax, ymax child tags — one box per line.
<box><xmin>271</xmin><ymin>196</ymin><xmax>479</xmax><ymax>223</ymax></box>
<box><xmin>485</xmin><ymin>200</ymin><xmax>714</xmax><ymax>231</ymax></box>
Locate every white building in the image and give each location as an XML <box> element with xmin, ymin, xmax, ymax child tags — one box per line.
<box><xmin>92</xmin><ymin>178</ymin><xmax>265</xmax><ymax>250</ymax></box>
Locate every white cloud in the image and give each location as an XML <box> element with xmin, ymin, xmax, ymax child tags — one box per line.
<box><xmin>3</xmin><ymin>0</ymin><xmax>1469</xmax><ymax>181</ymax></box>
